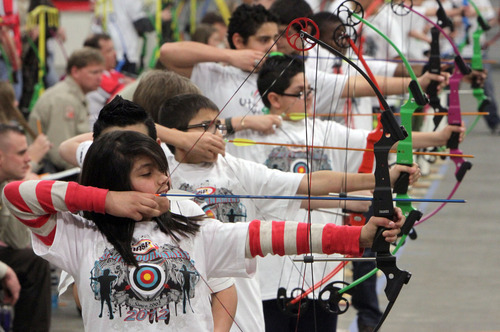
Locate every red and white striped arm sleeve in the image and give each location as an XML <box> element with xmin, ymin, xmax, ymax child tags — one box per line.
<box><xmin>2</xmin><ymin>180</ymin><xmax>108</xmax><ymax>246</ymax></box>
<box><xmin>245</xmin><ymin>220</ymin><xmax>364</xmax><ymax>258</ymax></box>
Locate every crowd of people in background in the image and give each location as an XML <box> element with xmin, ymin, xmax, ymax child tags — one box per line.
<box><xmin>0</xmin><ymin>0</ymin><xmax>497</xmax><ymax>331</ymax></box>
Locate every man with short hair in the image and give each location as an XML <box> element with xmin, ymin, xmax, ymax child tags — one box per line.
<box><xmin>0</xmin><ymin>123</ymin><xmax>52</xmax><ymax>331</ymax></box>
<box><xmin>83</xmin><ymin>33</ymin><xmax>135</xmax><ymax>127</ymax></box>
<box><xmin>28</xmin><ymin>47</ymin><xmax>105</xmax><ymax>172</ymax></box>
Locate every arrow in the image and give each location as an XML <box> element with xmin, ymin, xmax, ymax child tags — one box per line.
<box><xmin>282</xmin><ymin>112</ymin><xmax>488</xmax><ymax>120</ymax></box>
<box><xmin>227</xmin><ymin>138</ymin><xmax>474</xmax><ymax>158</ymax></box>
<box><xmin>158</xmin><ymin>189</ymin><xmax>465</xmax><ymax>203</ymax></box>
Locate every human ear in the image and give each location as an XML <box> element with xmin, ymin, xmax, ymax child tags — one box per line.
<box><xmin>267</xmin><ymin>92</ymin><xmax>282</xmax><ymax>110</ymax></box>
<box><xmin>232</xmin><ymin>33</ymin><xmax>245</xmax><ymax>50</ymax></box>
<box><xmin>70</xmin><ymin>66</ymin><xmax>80</xmax><ymax>79</ymax></box>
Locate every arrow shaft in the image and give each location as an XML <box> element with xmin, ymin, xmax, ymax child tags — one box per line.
<box><xmin>229</xmin><ymin>140</ymin><xmax>473</xmax><ymax>158</ymax></box>
<box><xmin>158</xmin><ymin>193</ymin><xmax>465</xmax><ymax>203</ymax></box>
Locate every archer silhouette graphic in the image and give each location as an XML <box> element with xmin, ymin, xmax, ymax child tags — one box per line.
<box><xmin>179</xmin><ymin>265</ymin><xmax>196</xmax><ymax>314</ymax></box>
<box><xmin>91</xmin><ymin>269</ymin><xmax>117</xmax><ymax>319</ymax></box>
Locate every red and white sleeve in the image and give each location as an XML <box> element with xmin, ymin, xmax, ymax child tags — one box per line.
<box><xmin>2</xmin><ymin>180</ymin><xmax>108</xmax><ymax>246</ymax></box>
<box><xmin>246</xmin><ymin>220</ymin><xmax>364</xmax><ymax>258</ymax></box>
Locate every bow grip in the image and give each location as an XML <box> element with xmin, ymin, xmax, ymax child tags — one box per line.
<box><xmin>426</xmin><ymin>28</ymin><xmax>441</xmax><ymax>106</ymax></box>
<box><xmin>371</xmin><ymin>225</ymin><xmax>390</xmax><ymax>253</ymax></box>
<box><xmin>447</xmin><ymin>125</ymin><xmax>460</xmax><ymax>149</ymax></box>
<box><xmin>409</xmin><ymin>80</ymin><xmax>428</xmax><ymax>106</ymax></box>
<box><xmin>393</xmin><ymin>171</ymin><xmax>410</xmax><ymax>195</ymax></box>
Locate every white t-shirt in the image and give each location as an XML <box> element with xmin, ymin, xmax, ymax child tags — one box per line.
<box><xmin>361</xmin><ymin>5</ymin><xmax>406</xmax><ymax>60</ymax></box>
<box><xmin>307</xmin><ymin>46</ymin><xmax>399</xmax><ymax>130</ymax></box>
<box><xmin>401</xmin><ymin>5</ymin><xmax>431</xmax><ymax>61</ymax></box>
<box><xmin>34</xmin><ymin>200</ymin><xmax>254</xmax><ymax>331</ymax></box>
<box><xmin>224</xmin><ymin>119</ymin><xmax>368</xmax><ymax>299</ymax></box>
<box><xmin>191</xmin><ymin>62</ymin><xmax>264</xmax><ymax>118</ymax></box>
<box><xmin>191</xmin><ymin>60</ymin><xmax>347</xmax><ymax>119</ymax></box>
<box><xmin>304</xmin><ymin>48</ymin><xmax>348</xmax><ymax>118</ymax></box>
<box><xmin>58</xmin><ymin>201</ymin><xmax>235</xmax><ymax>301</ymax></box>
<box><xmin>166</xmin><ymin>152</ymin><xmax>304</xmax><ymax>332</ymax></box>
<box><xmin>226</xmin><ymin>119</ymin><xmax>368</xmax><ymax>174</ymax></box>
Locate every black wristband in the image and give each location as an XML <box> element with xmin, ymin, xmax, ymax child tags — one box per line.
<box><xmin>225</xmin><ymin>118</ymin><xmax>235</xmax><ymax>135</ymax></box>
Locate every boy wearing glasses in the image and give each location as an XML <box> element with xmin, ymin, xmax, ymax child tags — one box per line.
<box><xmin>157</xmin><ymin>93</ymin><xmax>420</xmax><ymax>332</ymax></box>
<box><xmin>227</xmin><ymin>54</ymin><xmax>466</xmax><ymax>174</ymax></box>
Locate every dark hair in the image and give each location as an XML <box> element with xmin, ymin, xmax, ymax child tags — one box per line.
<box><xmin>0</xmin><ymin>123</ymin><xmax>25</xmax><ymax>136</ymax></box>
<box><xmin>66</xmin><ymin>47</ymin><xmax>104</xmax><ymax>75</ymax></box>
<box><xmin>0</xmin><ymin>123</ymin><xmax>26</xmax><ymax>151</ymax></box>
<box><xmin>132</xmin><ymin>70</ymin><xmax>202</xmax><ymax>122</ymax></box>
<box><xmin>80</xmin><ymin>130</ymin><xmax>201</xmax><ymax>266</ymax></box>
<box><xmin>158</xmin><ymin>94</ymin><xmax>219</xmax><ymax>153</ymax></box>
<box><xmin>93</xmin><ymin>95</ymin><xmax>157</xmax><ymax>140</ymax></box>
<box><xmin>311</xmin><ymin>12</ymin><xmax>343</xmax><ymax>30</ymax></box>
<box><xmin>310</xmin><ymin>12</ymin><xmax>344</xmax><ymax>45</ymax></box>
<box><xmin>83</xmin><ymin>33</ymin><xmax>112</xmax><ymax>49</ymax></box>
<box><xmin>201</xmin><ymin>11</ymin><xmax>225</xmax><ymax>26</ymax></box>
<box><xmin>269</xmin><ymin>0</ymin><xmax>313</xmax><ymax>26</ymax></box>
<box><xmin>227</xmin><ymin>4</ymin><xmax>278</xmax><ymax>49</ymax></box>
<box><xmin>257</xmin><ymin>54</ymin><xmax>304</xmax><ymax>107</ymax></box>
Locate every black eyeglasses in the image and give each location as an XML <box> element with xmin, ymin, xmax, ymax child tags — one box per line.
<box><xmin>183</xmin><ymin>120</ymin><xmax>227</xmax><ymax>136</ymax></box>
<box><xmin>279</xmin><ymin>87</ymin><xmax>315</xmax><ymax>100</ymax></box>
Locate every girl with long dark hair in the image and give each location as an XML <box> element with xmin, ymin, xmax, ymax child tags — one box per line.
<box><xmin>2</xmin><ymin>130</ymin><xmax>403</xmax><ymax>331</ymax></box>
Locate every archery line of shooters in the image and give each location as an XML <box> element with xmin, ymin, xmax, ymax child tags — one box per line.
<box><xmin>0</xmin><ymin>0</ymin><xmax>496</xmax><ymax>331</ymax></box>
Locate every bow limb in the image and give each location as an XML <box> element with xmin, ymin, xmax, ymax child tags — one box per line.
<box><xmin>465</xmin><ymin>0</ymin><xmax>492</xmax><ymax>133</ymax></box>
<box><xmin>347</xmin><ymin>37</ymin><xmax>383</xmax><ymax>226</ymax></box>
<box><xmin>346</xmin><ymin>8</ymin><xmax>426</xmax><ymax>222</ymax></box>
<box><xmin>416</xmin><ymin>57</ymin><xmax>473</xmax><ymax>225</ymax></box>
<box><xmin>346</xmin><ymin>6</ymin><xmax>425</xmax><ymax>329</ymax></box>
<box><xmin>367</xmin><ymin>110</ymin><xmax>415</xmax><ymax>332</ymax></box>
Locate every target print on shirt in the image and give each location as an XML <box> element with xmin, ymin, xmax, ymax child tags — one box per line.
<box><xmin>265</xmin><ymin>146</ymin><xmax>332</xmax><ymax>173</ymax></box>
<box><xmin>89</xmin><ymin>238</ymin><xmax>200</xmax><ymax>325</ymax></box>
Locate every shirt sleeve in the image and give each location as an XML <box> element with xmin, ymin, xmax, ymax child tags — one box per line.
<box><xmin>246</xmin><ymin>220</ymin><xmax>363</xmax><ymax>258</ymax></box>
<box><xmin>76</xmin><ymin>141</ymin><xmax>93</xmax><ymax>168</ymax></box>
<box><xmin>224</xmin><ymin>154</ymin><xmax>303</xmax><ymax>220</ymax></box>
<box><xmin>2</xmin><ymin>180</ymin><xmax>108</xmax><ymax>246</ymax></box>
